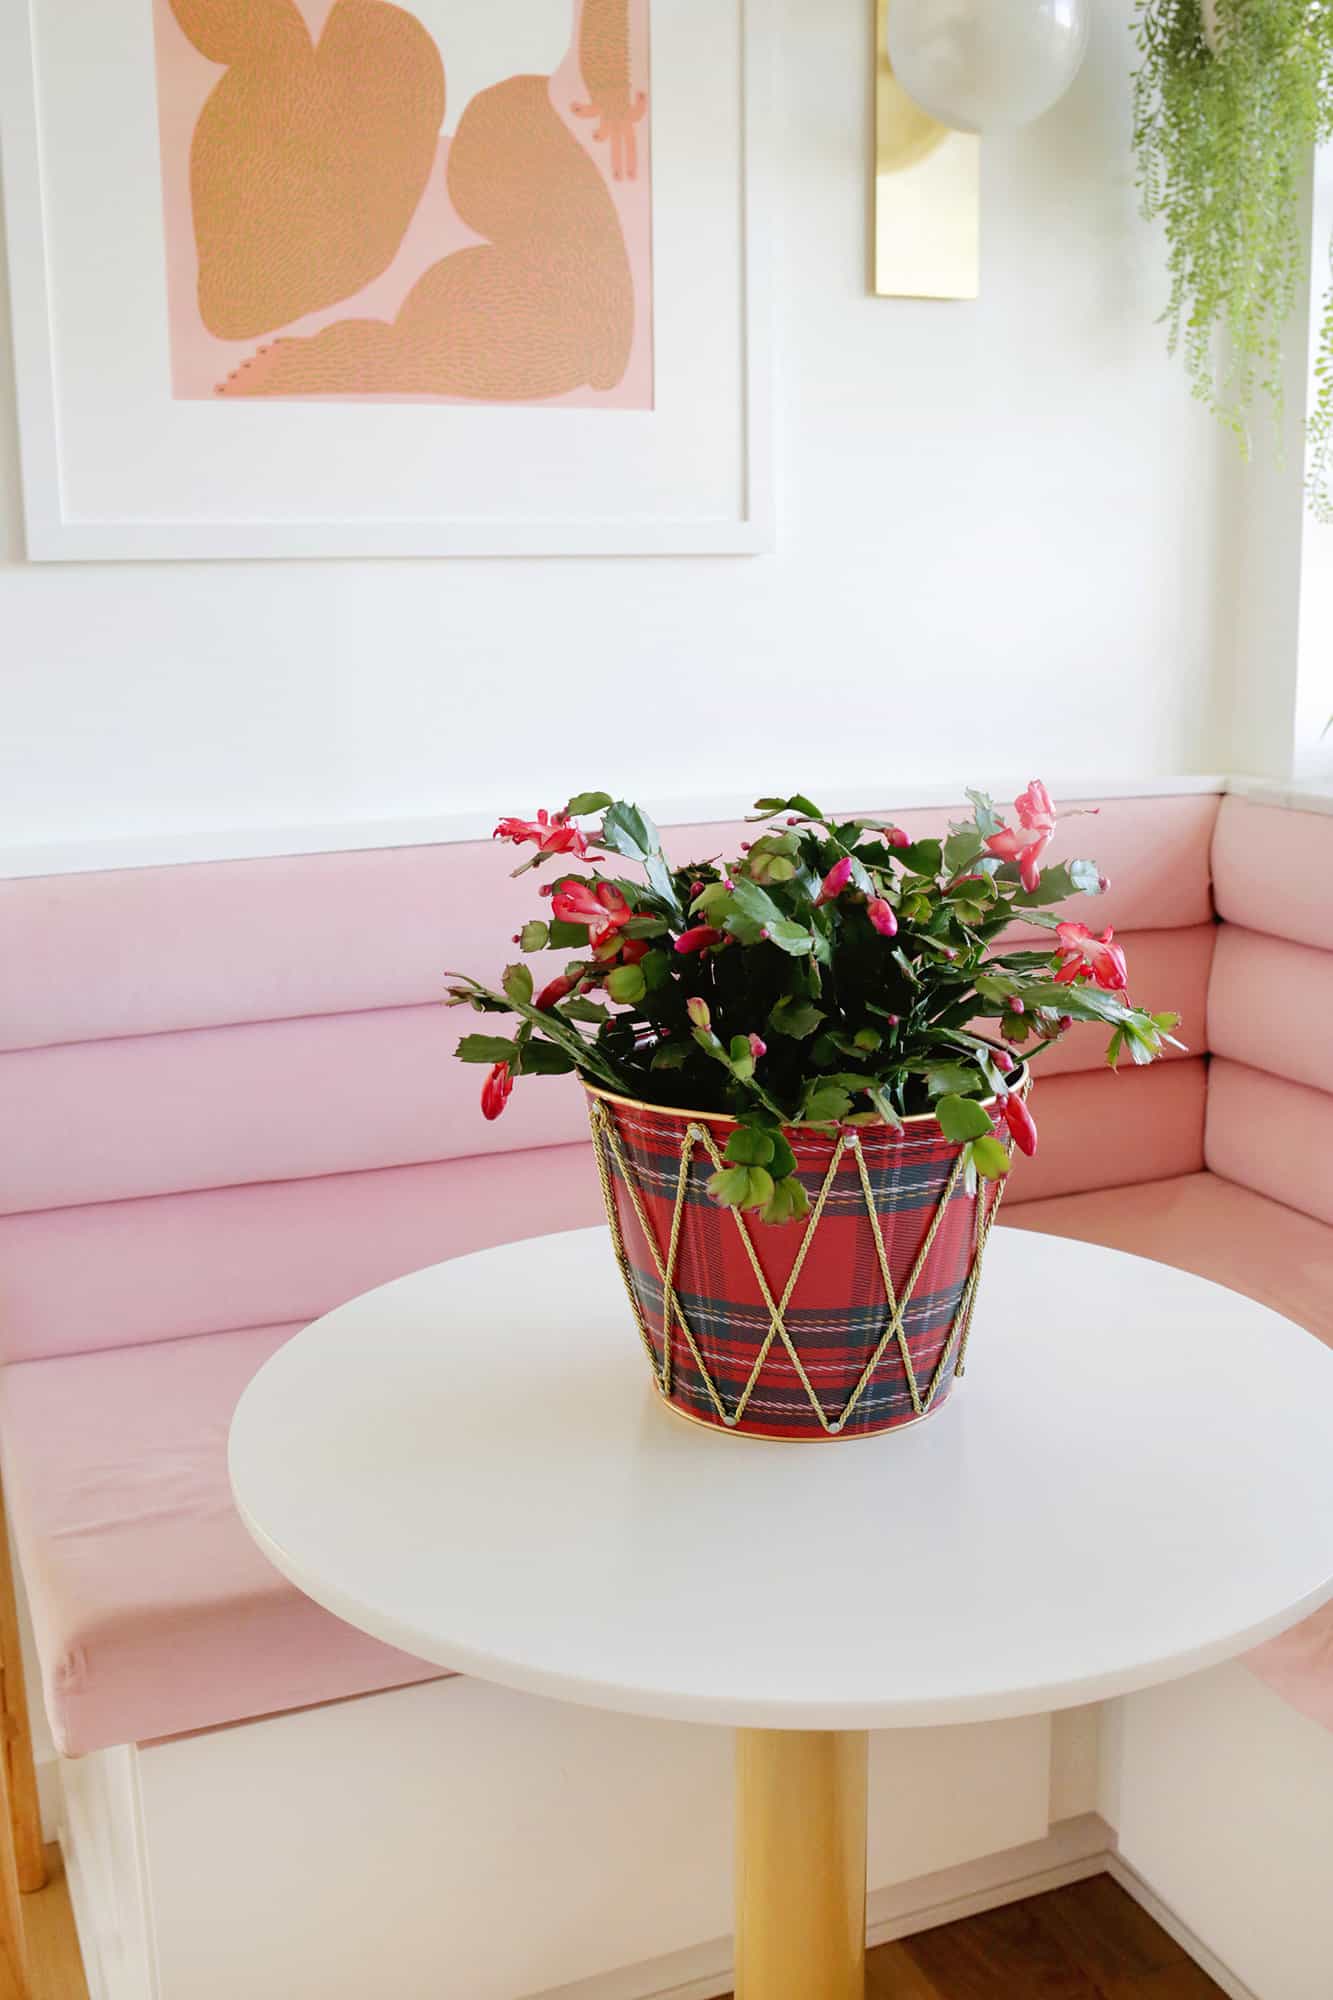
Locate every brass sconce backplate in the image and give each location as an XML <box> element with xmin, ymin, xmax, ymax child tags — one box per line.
<box><xmin>875</xmin><ymin>0</ymin><xmax>980</xmax><ymax>299</ymax></box>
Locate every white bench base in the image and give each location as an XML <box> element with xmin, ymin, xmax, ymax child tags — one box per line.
<box><xmin>48</xmin><ymin>1664</ymin><xmax>1332</xmax><ymax>2000</ymax></box>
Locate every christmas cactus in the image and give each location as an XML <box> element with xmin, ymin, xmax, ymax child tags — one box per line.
<box><xmin>448</xmin><ymin>785</ymin><xmax>1182</xmax><ymax>1224</ymax></box>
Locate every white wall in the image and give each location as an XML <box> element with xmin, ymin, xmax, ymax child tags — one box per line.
<box><xmin>0</xmin><ymin>0</ymin><xmax>1236</xmax><ymax>863</ymax></box>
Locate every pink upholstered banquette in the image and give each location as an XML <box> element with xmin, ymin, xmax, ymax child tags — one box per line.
<box><xmin>1</xmin><ymin>792</ymin><xmax>1330</xmax><ymax>1758</ymax></box>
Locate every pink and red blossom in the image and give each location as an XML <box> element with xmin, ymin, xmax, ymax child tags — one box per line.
<box><xmin>1053</xmin><ymin>922</ymin><xmax>1128</xmax><ymax>992</ymax></box>
<box><xmin>675</xmin><ymin>925</ymin><xmax>725</xmax><ymax>955</ymax></box>
<box><xmin>480</xmin><ymin>1061</ymin><xmax>513</xmax><ymax>1121</ymax></box>
<box><xmin>551</xmin><ymin>879</ymin><xmax>632</xmax><ymax>949</ymax></box>
<box><xmin>984</xmin><ymin>778</ymin><xmax>1058</xmax><ymax>893</ymax></box>
<box><xmin>493</xmin><ymin>809</ymin><xmax>598</xmax><ymax>861</ymax></box>
<box><xmin>867</xmin><ymin>897</ymin><xmax>898</xmax><ymax>938</ymax></box>
<box><xmin>1001</xmin><ymin>1092</ymin><xmax>1038</xmax><ymax>1157</ymax></box>
<box><xmin>817</xmin><ymin>856</ymin><xmax>854</xmax><ymax>905</ymax></box>
<box><xmin>534</xmin><ymin>975</ymin><xmax>575</xmax><ymax>1011</ymax></box>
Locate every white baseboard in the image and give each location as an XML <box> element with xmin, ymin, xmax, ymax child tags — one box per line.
<box><xmin>537</xmin><ymin>1816</ymin><xmax>1113</xmax><ymax>2000</ymax></box>
<box><xmin>1108</xmin><ymin>1855</ymin><xmax>1257</xmax><ymax>2000</ymax></box>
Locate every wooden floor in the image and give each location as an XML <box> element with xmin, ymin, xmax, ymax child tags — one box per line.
<box><xmin>2</xmin><ymin>1850</ymin><xmax>89</xmax><ymax>2000</ymax></box>
<box><xmin>5</xmin><ymin>1858</ymin><xmax>1219</xmax><ymax>2000</ymax></box>
<box><xmin>730</xmin><ymin>1875</ymin><xmax>1226</xmax><ymax>2000</ymax></box>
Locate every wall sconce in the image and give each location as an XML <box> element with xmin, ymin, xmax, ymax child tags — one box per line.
<box><xmin>875</xmin><ymin>0</ymin><xmax>1090</xmax><ymax>300</ymax></box>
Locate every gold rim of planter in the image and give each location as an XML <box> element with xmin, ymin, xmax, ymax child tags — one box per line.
<box><xmin>582</xmin><ymin>1067</ymin><xmax>1027</xmax><ymax>1133</ymax></box>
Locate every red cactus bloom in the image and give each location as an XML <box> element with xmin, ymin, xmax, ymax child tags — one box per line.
<box><xmin>493</xmin><ymin>809</ymin><xmax>597</xmax><ymax>860</ymax></box>
<box><xmin>886</xmin><ymin>827</ymin><xmax>910</xmax><ymax>849</ymax></box>
<box><xmin>984</xmin><ymin>778</ymin><xmax>1058</xmax><ymax>893</ymax></box>
<box><xmin>618</xmin><ymin>937</ymin><xmax>650</xmax><ymax>966</ymax></box>
<box><xmin>1053</xmin><ymin>921</ymin><xmax>1128</xmax><ymax>992</ymax></box>
<box><xmin>1001</xmin><ymin>1092</ymin><xmax>1038</xmax><ymax>1157</ymax></box>
<box><xmin>866</xmin><ymin>897</ymin><xmax>898</xmax><ymax>938</ymax></box>
<box><xmin>1014</xmin><ymin>780</ymin><xmax>1056</xmax><ymax>836</ymax></box>
<box><xmin>534</xmin><ymin>975</ymin><xmax>575</xmax><ymax>1011</ymax></box>
<box><xmin>817</xmin><ymin>856</ymin><xmax>854</xmax><ymax>905</ymax></box>
<box><xmin>480</xmin><ymin>1061</ymin><xmax>514</xmax><ymax>1121</ymax></box>
<box><xmin>551</xmin><ymin>879</ymin><xmax>632</xmax><ymax>949</ymax></box>
<box><xmin>675</xmin><ymin>925</ymin><xmax>724</xmax><ymax>954</ymax></box>
<box><xmin>992</xmin><ymin>1048</ymin><xmax>1015</xmax><ymax>1074</ymax></box>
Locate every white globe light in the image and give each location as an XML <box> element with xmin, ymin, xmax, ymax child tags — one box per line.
<box><xmin>887</xmin><ymin>0</ymin><xmax>1090</xmax><ymax>135</ymax></box>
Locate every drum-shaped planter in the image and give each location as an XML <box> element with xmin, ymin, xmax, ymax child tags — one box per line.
<box><xmin>586</xmin><ymin>1084</ymin><xmax>1019</xmax><ymax>1441</ymax></box>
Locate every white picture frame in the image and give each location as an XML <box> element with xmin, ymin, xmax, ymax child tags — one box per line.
<box><xmin>0</xmin><ymin>0</ymin><xmax>771</xmax><ymax>561</ymax></box>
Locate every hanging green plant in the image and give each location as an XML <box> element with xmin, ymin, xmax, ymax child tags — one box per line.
<box><xmin>1132</xmin><ymin>0</ymin><xmax>1333</xmax><ymax>519</ymax></box>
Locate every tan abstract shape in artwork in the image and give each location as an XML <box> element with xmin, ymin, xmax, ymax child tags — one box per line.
<box><xmin>572</xmin><ymin>0</ymin><xmax>647</xmax><ymax>181</ymax></box>
<box><xmin>217</xmin><ymin>73</ymin><xmax>634</xmax><ymax>401</ymax></box>
<box><xmin>173</xmin><ymin>0</ymin><xmax>445</xmax><ymax>339</ymax></box>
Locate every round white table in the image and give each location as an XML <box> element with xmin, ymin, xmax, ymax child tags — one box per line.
<box><xmin>230</xmin><ymin>1225</ymin><xmax>1333</xmax><ymax>2000</ymax></box>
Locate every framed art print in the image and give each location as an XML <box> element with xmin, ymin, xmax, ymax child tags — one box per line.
<box><xmin>0</xmin><ymin>0</ymin><xmax>770</xmax><ymax>558</ymax></box>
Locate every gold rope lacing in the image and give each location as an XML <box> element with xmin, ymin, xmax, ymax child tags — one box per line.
<box><xmin>588</xmin><ymin>1096</ymin><xmax>1015</xmax><ymax>1434</ymax></box>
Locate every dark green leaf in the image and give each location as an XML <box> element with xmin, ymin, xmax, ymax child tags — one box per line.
<box><xmin>600</xmin><ymin>801</ymin><xmax>662</xmax><ymax>863</ymax></box>
<box><xmin>651</xmin><ymin>1041</ymin><xmax>689</xmax><ymax>1070</ymax></box>
<box><xmin>924</xmin><ymin>1062</ymin><xmax>981</xmax><ymax>1099</ymax></box>
<box><xmin>769</xmin><ymin>996</ymin><xmax>825</xmax><ymax>1039</ymax></box>
<box><xmin>944</xmin><ymin>825</ymin><xmax>987</xmax><ymax>872</ymax></box>
<box><xmin>564</xmin><ymin>790</ymin><xmax>613</xmax><ymax>816</ymax></box>
<box><xmin>502</xmin><ymin>962</ymin><xmax>533</xmax><ymax>1006</ymax></box>
<box><xmin>517</xmin><ymin>1041</ymin><xmax>576</xmax><ymax>1077</ymax></box>
<box><xmin>898</xmin><ymin>839</ymin><xmax>943</xmax><ymax>877</ymax></box>
<box><xmin>560</xmin><ymin>995</ymin><xmax>609</xmax><ymax>1023</ymax></box>
<box><xmin>455</xmin><ymin>1034</ymin><xmax>518</xmax><ymax>1064</ymax></box>
<box><xmin>726</xmin><ymin>1128</ymin><xmax>775</xmax><ymax>1167</ymax></box>
<box><xmin>800</xmin><ymin>1082</ymin><xmax>853</xmax><ymax>1124</ymax></box>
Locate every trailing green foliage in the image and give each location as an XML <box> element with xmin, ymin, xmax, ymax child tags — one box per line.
<box><xmin>1132</xmin><ymin>0</ymin><xmax>1333</xmax><ymax>517</ymax></box>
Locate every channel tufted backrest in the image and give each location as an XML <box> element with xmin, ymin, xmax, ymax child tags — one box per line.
<box><xmin>1206</xmin><ymin>798</ymin><xmax>1333</xmax><ymax>1227</ymax></box>
<box><xmin>0</xmin><ymin>794</ymin><xmax>1221</xmax><ymax>1364</ymax></box>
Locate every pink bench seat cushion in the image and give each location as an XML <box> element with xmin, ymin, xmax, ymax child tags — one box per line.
<box><xmin>0</xmin><ymin>1322</ymin><xmax>446</xmax><ymax>1757</ymax></box>
<box><xmin>1003</xmin><ymin>1173</ymin><xmax>1333</xmax><ymax>1733</ymax></box>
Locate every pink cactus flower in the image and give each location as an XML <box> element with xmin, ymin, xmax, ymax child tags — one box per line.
<box><xmin>984</xmin><ymin>778</ymin><xmax>1057</xmax><ymax>892</ymax></box>
<box><xmin>480</xmin><ymin>1062</ymin><xmax>513</xmax><ymax>1121</ymax></box>
<box><xmin>493</xmin><ymin>809</ymin><xmax>597</xmax><ymax>860</ymax></box>
<box><xmin>534</xmin><ymin>975</ymin><xmax>575</xmax><ymax>1011</ymax></box>
<box><xmin>675</xmin><ymin>925</ymin><xmax>725</xmax><ymax>954</ymax></box>
<box><xmin>748</xmin><ymin>1034</ymin><xmax>767</xmax><ymax>1061</ymax></box>
<box><xmin>1053</xmin><ymin>922</ymin><xmax>1128</xmax><ymax>992</ymax></box>
<box><xmin>817</xmin><ymin>856</ymin><xmax>854</xmax><ymax>905</ymax></box>
<box><xmin>866</xmin><ymin>897</ymin><xmax>898</xmax><ymax>938</ymax></box>
<box><xmin>1001</xmin><ymin>1092</ymin><xmax>1038</xmax><ymax>1157</ymax></box>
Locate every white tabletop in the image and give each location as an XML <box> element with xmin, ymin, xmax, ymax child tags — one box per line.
<box><xmin>229</xmin><ymin>1225</ymin><xmax>1333</xmax><ymax>1732</ymax></box>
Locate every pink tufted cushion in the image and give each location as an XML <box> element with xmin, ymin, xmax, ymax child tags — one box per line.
<box><xmin>1004</xmin><ymin>1170</ymin><xmax>1333</xmax><ymax>1732</ymax></box>
<box><xmin>0</xmin><ymin>1006</ymin><xmax>587</xmax><ymax>1216</ymax></box>
<box><xmin>1212</xmin><ymin>798</ymin><xmax>1333</xmax><ymax>952</ymax></box>
<box><xmin>0</xmin><ymin>795</ymin><xmax>1220</xmax><ymax>1052</ymax></box>
<box><xmin>0</xmin><ymin>1324</ymin><xmax>443</xmax><ymax>1755</ymax></box>
<box><xmin>1004</xmin><ymin>1060</ymin><xmax>1207</xmax><ymax>1207</ymax></box>
<box><xmin>0</xmin><ymin>1142</ymin><xmax>604</xmax><ymax>1366</ymax></box>
<box><xmin>1208</xmin><ymin>926</ymin><xmax>1333</xmax><ymax>1096</ymax></box>
<box><xmin>1205</xmin><ymin>1060</ymin><xmax>1333</xmax><ymax>1230</ymax></box>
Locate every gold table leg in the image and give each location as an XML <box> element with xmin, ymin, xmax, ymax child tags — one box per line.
<box><xmin>735</xmin><ymin>1728</ymin><xmax>868</xmax><ymax>2000</ymax></box>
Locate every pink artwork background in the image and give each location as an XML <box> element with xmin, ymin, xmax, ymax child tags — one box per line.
<box><xmin>151</xmin><ymin>0</ymin><xmax>654</xmax><ymax>408</ymax></box>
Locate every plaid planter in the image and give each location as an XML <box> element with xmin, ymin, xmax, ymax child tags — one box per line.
<box><xmin>587</xmin><ymin>1087</ymin><xmax>1015</xmax><ymax>1441</ymax></box>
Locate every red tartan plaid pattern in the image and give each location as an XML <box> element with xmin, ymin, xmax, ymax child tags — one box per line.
<box><xmin>597</xmin><ymin>1097</ymin><xmax>1000</xmax><ymax>1440</ymax></box>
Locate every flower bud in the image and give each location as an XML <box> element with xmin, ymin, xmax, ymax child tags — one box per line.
<box><xmin>686</xmin><ymin>997</ymin><xmax>711</xmax><ymax>1029</ymax></box>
